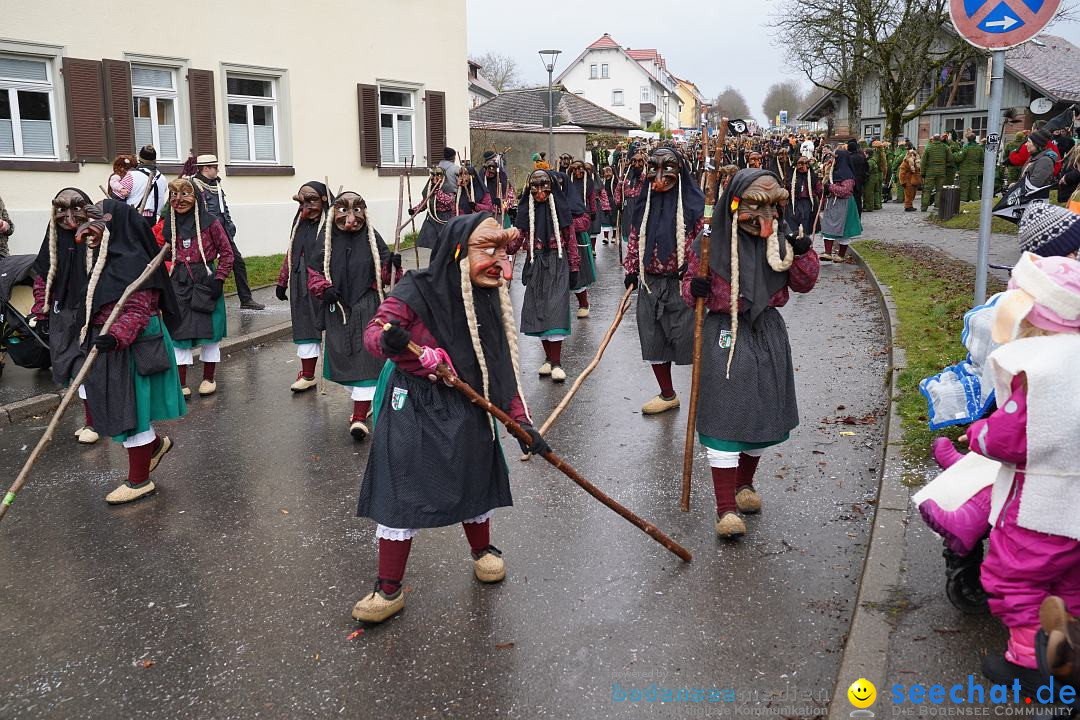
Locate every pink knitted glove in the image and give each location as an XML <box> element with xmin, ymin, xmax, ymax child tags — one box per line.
<box><xmin>418</xmin><ymin>346</ymin><xmax>457</xmax><ymax>375</ymax></box>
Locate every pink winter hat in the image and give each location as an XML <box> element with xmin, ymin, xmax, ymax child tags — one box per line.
<box><xmin>993</xmin><ymin>252</ymin><xmax>1080</xmax><ymax>342</ymax></box>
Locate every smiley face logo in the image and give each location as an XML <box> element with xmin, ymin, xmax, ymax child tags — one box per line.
<box><xmin>847</xmin><ymin>678</ymin><xmax>877</xmax><ymax>709</ymax></box>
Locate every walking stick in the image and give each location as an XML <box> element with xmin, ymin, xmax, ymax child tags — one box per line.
<box><xmin>319</xmin><ymin>176</ymin><xmax>333</xmax><ymax>395</ymax></box>
<box><xmin>680</xmin><ymin>117</ymin><xmax>729</xmax><ymax>512</ymax></box>
<box><xmin>521</xmin><ymin>286</ymin><xmax>633</xmax><ymax>462</ymax></box>
<box><xmin>384</xmin><ymin>325</ymin><xmax>692</xmax><ymax>563</ymax></box>
<box><xmin>1</xmin><ymin>245</ymin><xmax>169</xmax><ymax>523</ymax></box>
<box><xmin>390</xmin><ymin>173</ymin><xmax>405</xmax><ymax>292</ymax></box>
<box><xmin>405</xmin><ymin>156</ymin><xmax>420</xmax><ymax>267</ymax></box>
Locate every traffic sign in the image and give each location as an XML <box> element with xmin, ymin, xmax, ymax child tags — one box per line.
<box><xmin>950</xmin><ymin>0</ymin><xmax>1061</xmax><ymax>50</ymax></box>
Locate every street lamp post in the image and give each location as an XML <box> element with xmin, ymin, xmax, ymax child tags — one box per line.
<box><xmin>538</xmin><ymin>49</ymin><xmax>562</xmax><ymax>165</ymax></box>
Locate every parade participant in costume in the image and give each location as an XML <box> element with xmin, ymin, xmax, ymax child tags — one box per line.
<box><xmin>849</xmin><ymin>140</ymin><xmax>870</xmax><ymax>216</ymax></box>
<box><xmin>161</xmin><ymin>178</ymin><xmax>233</xmax><ymax>398</ymax></box>
<box><xmin>558</xmin><ymin>153</ymin><xmax>573</xmax><ymax>173</ymax></box>
<box><xmin>820</xmin><ymin>150</ymin><xmax>863</xmax><ymax>262</ymax></box>
<box><xmin>921</xmin><ymin>135</ymin><xmax>953</xmax><ymax>212</ymax></box>
<box><xmin>865</xmin><ymin>141</ymin><xmax>886</xmax><ymax>212</ymax></box>
<box><xmin>507</xmin><ymin>170</ymin><xmax>581</xmax><ymax>383</ymax></box>
<box><xmin>957</xmin><ymin>133</ymin><xmax>984</xmax><ymax>202</ymax></box>
<box><xmin>482</xmin><ymin>151</ymin><xmax>514</xmax><ymax>228</ymax></box>
<box><xmin>412</xmin><ymin>165</ymin><xmax>457</xmax><ymax>251</ymax></box>
<box><xmin>276</xmin><ymin>181</ymin><xmax>331</xmax><ymax>391</ymax></box>
<box><xmin>454</xmin><ymin>163</ymin><xmax>493</xmax><ymax>216</ymax></box>
<box><xmin>567</xmin><ymin>160</ymin><xmax>598</xmax><ymax>318</ymax></box>
<box><xmin>615</xmin><ymin>150</ymin><xmax>648</xmax><ymax>247</ymax></box>
<box><xmin>899</xmin><ymin>148</ymin><xmax>922</xmax><ymax>212</ymax></box>
<box><xmin>747</xmin><ymin>151</ymin><xmax>763</xmax><ymax>170</ymax></box>
<box><xmin>33</xmin><ymin>197</ymin><xmax>185</xmax><ymax>504</ymax></box>
<box><xmin>585</xmin><ymin>162</ymin><xmax>606</xmax><ymax>245</ymax></box>
<box><xmin>786</xmin><ymin>156</ymin><xmax>822</xmax><ymax>237</ymax></box>
<box><xmin>352</xmin><ymin>213</ymin><xmax>548</xmax><ymax>623</ymax></box>
<box><xmin>599</xmin><ymin>165</ymin><xmax>617</xmax><ymax>244</ymax></box>
<box><xmin>682</xmin><ymin>169</ymin><xmax>819</xmax><ymax>538</ymax></box>
<box><xmin>306</xmin><ymin>191</ymin><xmax>401</xmax><ymax>440</ymax></box>
<box><xmin>623</xmin><ymin>147</ymin><xmax>704</xmax><ymax>415</ymax></box>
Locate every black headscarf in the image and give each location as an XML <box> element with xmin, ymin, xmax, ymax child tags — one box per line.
<box><xmin>289</xmin><ymin>181</ymin><xmax>331</xmax><ymax>268</ymax></box>
<box><xmin>830</xmin><ymin>150</ymin><xmax>855</xmax><ymax>183</ymax></box>
<box><xmin>631</xmin><ymin>152</ymin><xmax>705</xmax><ymax>265</ymax></box>
<box><xmin>459</xmin><ymin>166</ymin><xmax>489</xmax><ymax>213</ymax></box>
<box><xmin>34</xmin><ymin>188</ymin><xmax>90</xmax><ymax>311</ymax></box>
<box><xmin>391</xmin><ymin>213</ymin><xmax>518</xmax><ymax>410</ymax></box>
<box><xmin>556</xmin><ymin>170</ymin><xmax>587</xmax><ymax>218</ymax></box>
<box><xmin>514</xmin><ymin>170</ymin><xmax>573</xmax><ymax>244</ymax></box>
<box><xmin>161</xmin><ymin>179</ymin><xmax>216</xmax><ymax>243</ymax></box>
<box><xmin>308</xmin><ymin>215</ymin><xmax>387</xmax><ymax>306</ymax></box>
<box><xmin>484</xmin><ymin>167</ymin><xmax>509</xmax><ymax>205</ymax></box>
<box><xmin>696</xmin><ymin>169</ymin><xmax>790</xmax><ymax>327</ymax></box>
<box><xmin>567</xmin><ymin>169</ymin><xmax>595</xmax><ymax>210</ymax></box>
<box><xmin>90</xmin><ymin>199</ymin><xmax>179</xmax><ymax>325</ymax></box>
<box><xmin>788</xmin><ymin>165</ymin><xmax>819</xmax><ymax>202</ymax></box>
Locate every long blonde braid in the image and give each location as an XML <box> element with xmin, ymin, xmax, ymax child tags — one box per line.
<box><xmin>548</xmin><ymin>193</ymin><xmax>563</xmax><ymax>260</ymax></box>
<box><xmin>726</xmin><ymin>216</ymin><xmax>739</xmax><ymax>380</ymax></box>
<box><xmin>284</xmin><ymin>216</ymin><xmax>300</xmax><ymax>284</ymax></box>
<box><xmin>498</xmin><ymin>280</ymin><xmax>531</xmax><ymax>423</ymax></box>
<box><xmin>637</xmin><ymin>185</ymin><xmax>653</xmax><ymax>292</ymax></box>
<box><xmin>458</xmin><ymin>257</ymin><xmax>493</xmax><ymax>438</ymax></box>
<box><xmin>167</xmin><ymin>185</ymin><xmax>210</xmax><ymax>277</ymax></box>
<box><xmin>42</xmin><ymin>218</ymin><xmax>58</xmax><ymax>308</ymax></box>
<box><xmin>527</xmin><ymin>195</ymin><xmax>536</xmax><ymax>263</ymax></box>
<box><xmin>675</xmin><ymin>175</ymin><xmax>686</xmax><ymax>273</ymax></box>
<box><xmin>367</xmin><ymin>221</ymin><xmax>385</xmax><ymax>303</ymax></box>
<box><xmin>765</xmin><ymin>222</ymin><xmax>794</xmax><ymax>272</ymax></box>
<box><xmin>79</xmin><ymin>228</ymin><xmax>111</xmax><ymax>342</ymax></box>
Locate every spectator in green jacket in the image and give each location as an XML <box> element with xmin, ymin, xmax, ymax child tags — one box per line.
<box><xmin>957</xmin><ymin>132</ymin><xmax>984</xmax><ymax>201</ymax></box>
<box><xmin>943</xmin><ymin>130</ymin><xmax>960</xmax><ymax>186</ymax></box>
<box><xmin>889</xmin><ymin>141</ymin><xmax>907</xmax><ymax>202</ymax></box>
<box><xmin>921</xmin><ymin>135</ymin><xmax>953</xmax><ymax>211</ymax></box>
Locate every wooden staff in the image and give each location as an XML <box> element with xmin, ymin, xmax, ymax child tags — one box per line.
<box><xmin>385</xmin><ymin>325</ymin><xmax>691</xmax><ymax>563</ymax></box>
<box><xmin>396</xmin><ymin>183</ymin><xmax>437</xmax><ymax>235</ymax></box>
<box><xmin>681</xmin><ymin>117</ymin><xmax>729</xmax><ymax>513</ymax></box>
<box><xmin>521</xmin><ymin>286</ymin><xmax>633</xmax><ymax>462</ymax></box>
<box><xmin>390</xmin><ymin>172</ymin><xmax>405</xmax><ymax>292</ymax></box>
<box><xmin>811</xmin><ymin>158</ymin><xmax>832</xmax><ymax>247</ymax></box>
<box><xmin>405</xmin><ymin>157</ymin><xmax>421</xmax><ymax>266</ymax></box>
<box><xmin>1</xmin><ymin>245</ymin><xmax>169</xmax><ymax>523</ymax></box>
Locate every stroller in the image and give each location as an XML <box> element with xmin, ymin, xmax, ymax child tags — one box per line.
<box><xmin>0</xmin><ymin>254</ymin><xmax>50</xmax><ymax>379</ymax></box>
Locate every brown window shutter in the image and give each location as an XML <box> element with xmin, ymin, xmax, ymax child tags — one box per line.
<box><xmin>187</xmin><ymin>69</ymin><xmax>217</xmax><ymax>156</ymax></box>
<box><xmin>357</xmin><ymin>83</ymin><xmax>379</xmax><ymax>167</ymax></box>
<box><xmin>62</xmin><ymin>57</ymin><xmax>108</xmax><ymax>163</ymax></box>
<box><xmin>425</xmin><ymin>90</ymin><xmax>446</xmax><ymax>167</ymax></box>
<box><xmin>101</xmin><ymin>59</ymin><xmax>134</xmax><ymax>158</ymax></box>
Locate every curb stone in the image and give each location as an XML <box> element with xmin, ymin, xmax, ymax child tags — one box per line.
<box><xmin>0</xmin><ymin>320</ymin><xmax>292</xmax><ymax>428</ymax></box>
<box><xmin>827</xmin><ymin>247</ymin><xmax>909</xmax><ymax>720</ymax></box>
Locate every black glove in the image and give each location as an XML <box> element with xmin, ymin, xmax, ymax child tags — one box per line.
<box><xmin>507</xmin><ymin>206</ymin><xmax>517</xmax><ymax>222</ymax></box>
<box><xmin>789</xmin><ymin>233</ymin><xmax>813</xmax><ymax>256</ymax></box>
<box><xmin>677</xmin><ymin>262</ymin><xmax>688</xmax><ymax>277</ymax></box>
<box><xmin>624</xmin><ymin>273</ymin><xmax>639</xmax><ymax>290</ymax></box>
<box><xmin>690</xmin><ymin>276</ymin><xmax>711</xmax><ymax>299</ymax></box>
<box><xmin>568</xmin><ymin>271</ymin><xmax>580</xmax><ymax>290</ymax></box>
<box><xmin>517</xmin><ymin>424</ymin><xmax>551</xmax><ymax>456</ymax></box>
<box><xmin>389</xmin><ymin>253</ymin><xmax>402</xmax><ymax>270</ymax></box>
<box><xmin>408</xmin><ymin>206</ymin><xmax>416</xmax><ymax>216</ymax></box>
<box><xmin>93</xmin><ymin>333</ymin><xmax>118</xmax><ymax>352</ymax></box>
<box><xmin>276</xmin><ymin>285</ymin><xmax>288</xmax><ymax>302</ymax></box>
<box><xmin>323</xmin><ymin>286</ymin><xmax>341</xmax><ymax>306</ymax></box>
<box><xmin>206</xmin><ymin>277</ymin><xmax>225</xmax><ymax>300</ymax></box>
<box><xmin>380</xmin><ymin>320</ymin><xmax>411</xmax><ymax>356</ymax></box>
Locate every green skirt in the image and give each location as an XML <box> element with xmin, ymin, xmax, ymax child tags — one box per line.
<box><xmin>172</xmin><ymin>294</ymin><xmax>227</xmax><ymax>348</ymax></box>
<box><xmin>699</xmin><ymin>432</ymin><xmax>789</xmax><ymax>453</ymax></box>
<box><xmin>112</xmin><ymin>316</ymin><xmax>187</xmax><ymax>441</ymax></box>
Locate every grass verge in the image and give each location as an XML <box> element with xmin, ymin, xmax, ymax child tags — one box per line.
<box><xmin>224</xmin><ymin>232</ymin><xmax>418</xmax><ymax>294</ymax></box>
<box><xmin>852</xmin><ymin>240</ymin><xmax>1006</xmax><ymax>463</ymax></box>
<box><xmin>925</xmin><ymin>190</ymin><xmax>1064</xmax><ymax>235</ymax></box>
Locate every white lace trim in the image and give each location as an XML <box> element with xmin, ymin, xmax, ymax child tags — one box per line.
<box><xmin>462</xmin><ymin>510</ymin><xmax>494</xmax><ymax>525</ymax></box>
<box><xmin>375</xmin><ymin>525</ymin><xmax>418</xmax><ymax>541</ymax></box>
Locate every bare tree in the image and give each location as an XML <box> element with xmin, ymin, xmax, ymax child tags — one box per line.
<box><xmin>470</xmin><ymin>52</ymin><xmax>520</xmax><ymax>93</ymax></box>
<box><xmin>713</xmin><ymin>87</ymin><xmax>751</xmax><ymax>122</ymax></box>
<box><xmin>762</xmin><ymin>80</ymin><xmax>806</xmax><ymax>124</ymax></box>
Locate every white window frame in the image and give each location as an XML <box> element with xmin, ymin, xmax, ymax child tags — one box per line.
<box><xmin>225</xmin><ymin>72</ymin><xmax>280</xmax><ymax>165</ymax></box>
<box><xmin>601</xmin><ymin>63</ymin><xmax>609</xmax><ymax>79</ymax></box>
<box><xmin>640</xmin><ymin>85</ymin><xmax>650</xmax><ymax>102</ymax></box>
<box><xmin>589</xmin><ymin>64</ymin><xmax>598</xmax><ymax>80</ymax></box>
<box><xmin>612</xmin><ymin>89</ymin><xmax>624</xmax><ymax>106</ymax></box>
<box><xmin>130</xmin><ymin>64</ymin><xmax>182</xmax><ymax>162</ymax></box>
<box><xmin>377</xmin><ymin>84</ymin><xmax>417</xmax><ymax>166</ymax></box>
<box><xmin>970</xmin><ymin>115</ymin><xmax>988</xmax><ymax>138</ymax></box>
<box><xmin>0</xmin><ymin>53</ymin><xmax>60</xmax><ymax>159</ymax></box>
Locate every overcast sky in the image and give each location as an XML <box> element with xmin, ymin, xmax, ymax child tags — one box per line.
<box><xmin>466</xmin><ymin>0</ymin><xmax>1080</xmax><ymax>124</ymax></box>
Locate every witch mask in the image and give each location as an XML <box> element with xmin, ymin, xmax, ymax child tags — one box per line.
<box><xmin>466</xmin><ymin>217</ymin><xmax>514</xmax><ymax>289</ymax></box>
<box><xmin>293</xmin><ymin>184</ymin><xmax>326</xmax><ymax>221</ymax></box>
<box><xmin>529</xmin><ymin>171</ymin><xmax>552</xmax><ymax>203</ymax></box>
<box><xmin>74</xmin><ymin>202</ymin><xmax>109</xmax><ymax>248</ymax></box>
<box><xmin>53</xmin><ymin>189</ymin><xmax>92</xmax><ymax>232</ymax></box>
<box><xmin>747</xmin><ymin>152</ymin><xmax>763</xmax><ymax>169</ymax></box>
<box><xmin>483</xmin><ymin>160</ymin><xmax>499</xmax><ymax>178</ymax></box>
<box><xmin>332</xmin><ymin>192</ymin><xmax>366</xmax><ymax>232</ymax></box>
<box><xmin>569</xmin><ymin>160</ymin><xmax>586</xmax><ymax>180</ymax></box>
<box><xmin>168</xmin><ymin>179</ymin><xmax>197</xmax><ymax>215</ymax></box>
<box><xmin>646</xmin><ymin>149</ymin><xmax>680</xmax><ymax>193</ymax></box>
<box><xmin>736</xmin><ymin>174</ymin><xmax>789</xmax><ymax>239</ymax></box>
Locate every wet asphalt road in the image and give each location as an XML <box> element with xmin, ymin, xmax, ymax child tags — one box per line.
<box><xmin>0</xmin><ymin>243</ymin><xmax>887</xmax><ymax>719</ymax></box>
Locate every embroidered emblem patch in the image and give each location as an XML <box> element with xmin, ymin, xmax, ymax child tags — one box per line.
<box><xmin>182</xmin><ymin>238</ymin><xmax>192</xmax><ymax>249</ymax></box>
<box><xmin>391</xmin><ymin>386</ymin><xmax>409</xmax><ymax>411</ymax></box>
<box><xmin>719</xmin><ymin>330</ymin><xmax>732</xmax><ymax>349</ymax></box>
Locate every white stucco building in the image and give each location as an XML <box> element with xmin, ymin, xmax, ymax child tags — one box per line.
<box><xmin>556</xmin><ymin>34</ymin><xmax>682</xmax><ymax>132</ymax></box>
<box><xmin>0</xmin><ymin>0</ymin><xmax>469</xmax><ymax>257</ymax></box>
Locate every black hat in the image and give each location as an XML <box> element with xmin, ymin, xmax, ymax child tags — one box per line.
<box><xmin>1029</xmin><ymin>129</ymin><xmax>1051</xmax><ymax>149</ymax></box>
<box><xmin>138</xmin><ymin>145</ymin><xmax>157</xmax><ymax>163</ymax></box>
<box><xmin>482</xmin><ymin>150</ymin><xmax>497</xmax><ymax>161</ymax></box>
<box><xmin>443</xmin><ymin>147</ymin><xmax>456</xmax><ymax>161</ymax></box>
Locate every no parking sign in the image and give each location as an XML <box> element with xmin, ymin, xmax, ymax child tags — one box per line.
<box><xmin>949</xmin><ymin>0</ymin><xmax>1061</xmax><ymax>50</ymax></box>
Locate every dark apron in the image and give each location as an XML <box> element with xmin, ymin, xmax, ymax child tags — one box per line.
<box><xmin>323</xmin><ymin>291</ymin><xmax>383</xmax><ymax>384</ymax></box>
<box><xmin>416</xmin><ymin>211</ymin><xmax>450</xmax><ymax>251</ymax></box>
<box><xmin>696</xmin><ymin>307</ymin><xmax>799</xmax><ymax>444</ymax></box>
<box><xmin>289</xmin><ymin>250</ymin><xmax>321</xmax><ymax>342</ymax></box>
<box><xmin>357</xmin><ymin>365</ymin><xmax>511</xmax><ymax>529</ymax></box>
<box><xmin>48</xmin><ymin>305</ymin><xmax>85</xmax><ymax>385</ymax></box>
<box><xmin>520</xmin><ymin>249</ymin><xmax>571</xmax><ymax>336</ymax></box>
<box><xmin>80</xmin><ymin>326</ymin><xmax>137</xmax><ymax>438</ymax></box>
<box><xmin>168</xmin><ymin>261</ymin><xmax>214</xmax><ymax>341</ymax></box>
<box><xmin>636</xmin><ymin>274</ymin><xmax>694</xmax><ymax>365</ymax></box>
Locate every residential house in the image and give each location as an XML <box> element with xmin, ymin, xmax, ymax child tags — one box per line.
<box><xmin>674</xmin><ymin>76</ymin><xmax>705</xmax><ymax>131</ymax></box>
<box><xmin>0</xmin><ymin>0</ymin><xmax>468</xmax><ymax>257</ymax></box>
<box><xmin>556</xmin><ymin>33</ymin><xmax>682</xmax><ymax>131</ymax></box>
<box><xmin>799</xmin><ymin>34</ymin><xmax>1080</xmax><ymax>146</ymax></box>
<box><xmin>469</xmin><ymin>86</ymin><xmax>638</xmax><ymax>186</ymax></box>
<box><xmin>468</xmin><ymin>60</ymin><xmax>498</xmax><ymax>108</ymax></box>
